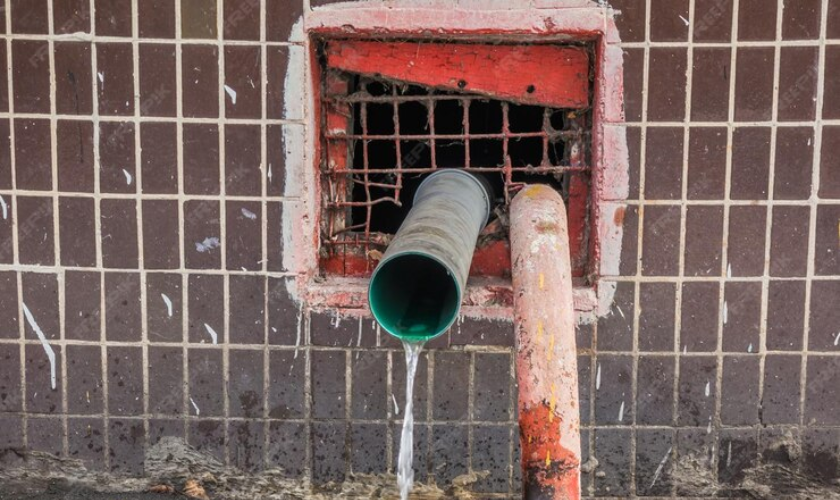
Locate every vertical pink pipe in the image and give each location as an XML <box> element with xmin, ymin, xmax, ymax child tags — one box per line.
<box><xmin>510</xmin><ymin>185</ymin><xmax>581</xmax><ymax>500</ymax></box>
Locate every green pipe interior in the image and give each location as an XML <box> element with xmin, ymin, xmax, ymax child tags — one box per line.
<box><xmin>369</xmin><ymin>253</ymin><xmax>460</xmax><ymax>342</ymax></box>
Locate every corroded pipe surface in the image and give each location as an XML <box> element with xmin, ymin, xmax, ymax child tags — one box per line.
<box><xmin>510</xmin><ymin>185</ymin><xmax>581</xmax><ymax>500</ymax></box>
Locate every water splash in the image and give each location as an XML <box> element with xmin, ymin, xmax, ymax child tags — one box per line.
<box><xmin>398</xmin><ymin>340</ymin><xmax>424</xmax><ymax>500</ymax></box>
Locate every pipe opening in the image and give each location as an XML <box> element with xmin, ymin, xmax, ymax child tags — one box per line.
<box><xmin>369</xmin><ymin>253</ymin><xmax>460</xmax><ymax>341</ymax></box>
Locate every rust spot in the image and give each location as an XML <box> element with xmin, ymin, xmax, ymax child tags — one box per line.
<box><xmin>613</xmin><ymin>206</ymin><xmax>626</xmax><ymax>226</ymax></box>
<box><xmin>519</xmin><ymin>404</ymin><xmax>581</xmax><ymax>500</ymax></box>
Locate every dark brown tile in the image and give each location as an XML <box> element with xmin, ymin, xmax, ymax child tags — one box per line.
<box><xmin>224</xmin><ymin>0</ymin><xmax>260</xmax><ymax>40</ymax></box>
<box><xmin>266</xmin><ymin>46</ymin><xmax>289</xmax><ymax>120</ymax></box>
<box><xmin>622</xmin><ymin>48</ymin><xmax>644</xmax><ymax>124</ymax></box>
<box><xmin>141</xmin><ymin>122</ymin><xmax>178</xmax><ymax>194</ymax></box>
<box><xmin>610</xmin><ymin>0</ymin><xmax>646</xmax><ymax>42</ymax></box>
<box><xmin>55</xmin><ymin>42</ymin><xmax>93</xmax><ymax>115</ymax></box>
<box><xmin>802</xmin><ymin>428</ymin><xmax>840</xmax><ymax>481</ymax></box>
<box><xmin>310</xmin><ymin>311</ymin><xmax>366</xmax><ymax>347</ymax></box>
<box><xmin>635</xmin><ymin>429</ymin><xmax>675</xmax><ymax>496</ymax></box>
<box><xmin>718</xmin><ymin>429</ymin><xmax>759</xmax><ymax>486</ymax></box>
<box><xmin>739</xmin><ymin>0</ymin><xmax>778</xmax><ymax>40</ymax></box>
<box><xmin>311</xmin><ymin>350</ymin><xmax>346</xmax><ymax>419</ymax></box>
<box><xmin>626</xmin><ymin>127</ymin><xmax>641</xmax><ymax>202</ymax></box>
<box><xmin>95</xmin><ymin>0</ymin><xmax>132</xmax><ymax>37</ymax></box>
<box><xmin>774</xmin><ymin>127</ymin><xmax>814</xmax><ymax>200</ymax></box>
<box><xmin>148</xmin><ymin>418</ymin><xmax>184</xmax><ymax>446</ymax></box>
<box><xmin>0</xmin><ymin>415</ymin><xmax>24</xmax><ymax>448</ymax></box>
<box><xmin>731</xmin><ymin>127</ymin><xmax>771</xmax><ymax>199</ymax></box>
<box><xmin>57</xmin><ymin>120</ymin><xmax>95</xmax><ymax>192</ymax></box>
<box><xmin>59</xmin><ymin>196</ymin><xmax>96</xmax><ymax>267</ymax></box>
<box><xmin>148</xmin><ymin>347</ymin><xmax>183</xmax><ymax>415</ymax></box>
<box><xmin>471</xmin><ymin>425</ymin><xmax>511</xmax><ymax>493</ymax></box>
<box><xmin>351</xmin><ymin>350</ymin><xmax>387</xmax><ymax>420</ymax></box>
<box><xmin>685</xmin><ymin>205</ymin><xmax>723</xmax><ymax>276</ymax></box>
<box><xmin>826</xmin><ymin>47</ymin><xmax>840</xmax><ymax>119</ymax></box>
<box><xmin>182</xmin><ymin>0</ymin><xmax>217</xmax><ymax>38</ymax></box>
<box><xmin>593</xmin><ymin>428</ymin><xmax>631</xmax><ymax>496</ymax></box>
<box><xmin>189</xmin><ymin>419</ymin><xmax>225</xmax><ymax>461</ymax></box>
<box><xmin>639</xmin><ymin>282</ymin><xmax>675</xmax><ymax>352</ymax></box>
<box><xmin>453</xmin><ymin>317</ymin><xmax>513</xmax><ymax>346</ymax></box>
<box><xmin>762</xmin><ymin>354</ymin><xmax>801</xmax><ymax>424</ymax></box>
<box><xmin>594</xmin><ymin>355</ymin><xmax>633</xmax><ymax>425</ymax></box>
<box><xmin>471</xmin><ymin>353</ymin><xmax>511</xmax><ymax>422</ymax></box>
<box><xmin>188</xmin><ymin>349</ymin><xmax>224</xmax><ymax>416</ymax></box>
<box><xmin>17</xmin><ymin>196</ymin><xmax>55</xmax><ymax>265</ymax></box>
<box><xmin>0</xmin><ymin>343</ymin><xmax>21</xmax><ymax>412</ymax></box>
<box><xmin>693</xmin><ymin>0</ymin><xmax>733</xmax><ymax>41</ymax></box>
<box><xmin>226</xmin><ymin>200</ymin><xmax>262</xmax><ymax>271</ymax></box>
<box><xmin>782</xmin><ymin>0</ymin><xmax>821</xmax><ymax>39</ymax></box>
<box><xmin>0</xmin><ymin>120</ymin><xmax>9</xmax><ymax>189</ymax></box>
<box><xmin>266</xmin><ymin>127</ymin><xmax>288</xmax><ymax>197</ymax></box>
<box><xmin>618</xmin><ymin>204</ymin><xmax>639</xmax><ymax>277</ymax></box>
<box><xmin>228</xmin><ymin>275</ymin><xmax>265</xmax><ymax>344</ymax></box>
<box><xmin>228</xmin><ymin>350</ymin><xmax>265</xmax><ymax>418</ymax></box>
<box><xmin>267</xmin><ymin>277</ymin><xmax>300</xmax><ymax>346</ymax></box>
<box><xmin>815</xmin><ymin>205</ymin><xmax>840</xmax><ymax>276</ymax></box>
<box><xmin>66</xmin><ymin>345</ymin><xmax>103</xmax><ymax>414</ymax></box>
<box><xmin>433</xmin><ymin>351</ymin><xmax>470</xmax><ymax>421</ymax></box>
<box><xmin>641</xmin><ymin>205</ymin><xmax>681</xmax><ymax>276</ymax></box>
<box><xmin>266</xmin><ymin>0</ymin><xmax>303</xmax><ymax>41</ymax></box>
<box><xmin>138</xmin><ymin>0</ymin><xmax>175</xmax><ymax>38</ymax></box>
<box><xmin>649</xmin><ymin>0</ymin><xmax>689</xmax><ymax>41</ymax></box>
<box><xmin>0</xmin><ymin>272</ymin><xmax>19</xmax><ymax>339</ymax></box>
<box><xmin>183</xmin><ymin>123</ymin><xmax>220</xmax><ymax>195</ymax></box>
<box><xmin>25</xmin><ymin>343</ymin><xmax>62</xmax><ymax>413</ymax></box>
<box><xmin>225</xmin><ymin>124</ymin><xmax>262</xmax><ymax>195</ymax></box>
<box><xmin>97</xmin><ymin>43</ymin><xmax>135</xmax><ymax>116</ymax></box>
<box><xmin>182</xmin><ymin>45</ymin><xmax>219</xmax><ymax>118</ymax></box>
<box><xmin>104</xmin><ymin>273</ymin><xmax>142</xmax><ymax>341</ymax></box>
<box><xmin>184</xmin><ymin>200</ymin><xmax>221</xmax><ymax>270</ymax></box>
<box><xmin>809</xmin><ymin>281</ymin><xmax>840</xmax><ymax>351</ymax></box>
<box><xmin>349</xmin><ymin>423</ymin><xmax>387</xmax><ymax>476</ymax></box>
<box><xmin>146</xmin><ymin>273</ymin><xmax>183</xmax><ymax>342</ymax></box>
<box><xmin>597</xmin><ymin>282</ymin><xmax>634</xmax><ymax>352</ymax></box>
<box><xmin>54</xmin><ymin>0</ymin><xmax>90</xmax><ymax>34</ymax></box>
<box><xmin>65</xmin><ymin>271</ymin><xmax>100</xmax><ymax>341</ymax></box>
<box><xmin>722</xmin><ymin>281</ymin><xmax>761</xmax><ymax>353</ymax></box>
<box><xmin>687</xmin><ymin>127</ymin><xmax>726</xmax><ymax>199</ymax></box>
<box><xmin>431</xmin><ymin>425</ymin><xmax>469</xmax><ymax>487</ymax></box>
<box><xmin>675</xmin><ymin>429</ymin><xmax>715</xmax><ymax>496</ymax></box>
<box><xmin>188</xmin><ymin>274</ymin><xmax>224</xmax><ymax>344</ymax></box>
<box><xmin>0</xmin><ymin>206</ymin><xmax>12</xmax><ymax>261</ymax></box>
<box><xmin>734</xmin><ymin>48</ymin><xmax>774</xmax><ymax>122</ymax></box>
<box><xmin>831</xmin><ymin>0</ymin><xmax>840</xmax><ymax>38</ymax></box>
<box><xmin>728</xmin><ymin>205</ymin><xmax>767</xmax><ymax>277</ymax></box>
<box><xmin>14</xmin><ymin>119</ymin><xmax>52</xmax><ymax>190</ymax></box>
<box><xmin>10</xmin><ymin>0</ymin><xmax>48</xmax><ymax>33</ymax></box>
<box><xmin>268</xmin><ymin>421</ymin><xmax>306</xmax><ymax>476</ymax></box>
<box><xmin>821</xmin><ymin>126</ymin><xmax>840</xmax><ymax>198</ymax></box>
<box><xmin>721</xmin><ymin>356</ymin><xmax>760</xmax><ymax>425</ymax></box>
<box><xmin>0</xmin><ymin>3</ymin><xmax>4</xmax><ymax>33</ymax></box>
<box><xmin>142</xmin><ymin>200</ymin><xmax>180</xmax><ymax>269</ymax></box>
<box><xmin>268</xmin><ymin>350</ymin><xmax>305</xmax><ymax>418</ymax></box>
<box><xmin>647</xmin><ymin>48</ymin><xmax>687</xmax><ymax>122</ymax></box>
<box><xmin>767</xmin><ymin>280</ymin><xmax>806</xmax><ymax>351</ymax></box>
<box><xmin>224</xmin><ymin>46</ymin><xmax>261</xmax><ymax>119</ymax></box>
<box><xmin>680</xmin><ymin>282</ymin><xmax>719</xmax><ymax>352</ymax></box>
<box><xmin>266</xmin><ymin>201</ymin><xmax>286</xmax><ymax>272</ymax></box>
<box><xmin>637</xmin><ymin>356</ymin><xmax>675</xmax><ymax>425</ymax></box>
<box><xmin>691</xmin><ymin>49</ymin><xmax>731</xmax><ymax>122</ymax></box>
<box><xmin>100</xmin><ymin>199</ymin><xmax>138</xmax><ymax>268</ymax></box>
<box><xmin>28</xmin><ymin>416</ymin><xmax>64</xmax><ymax>457</ymax></box>
<box><xmin>229</xmin><ymin>420</ymin><xmax>265</xmax><ymax>472</ymax></box>
<box><xmin>108</xmin><ymin>419</ymin><xmax>145</xmax><ymax>475</ymax></box>
<box><xmin>0</xmin><ymin>45</ymin><xmax>6</xmax><ymax>113</ymax></box>
<box><xmin>805</xmin><ymin>358</ymin><xmax>840</xmax><ymax>425</ymax></box>
<box><xmin>68</xmin><ymin>418</ymin><xmax>106</xmax><ymax>470</ymax></box>
<box><xmin>778</xmin><ymin>47</ymin><xmax>819</xmax><ymax>122</ymax></box>
<box><xmin>645</xmin><ymin>127</ymin><xmax>683</xmax><ymax>200</ymax></box>
<box><xmin>312</xmin><ymin>422</ymin><xmax>347</xmax><ymax>485</ymax></box>
<box><xmin>99</xmin><ymin>121</ymin><xmax>137</xmax><ymax>194</ymax></box>
<box><xmin>138</xmin><ymin>44</ymin><xmax>177</xmax><ymax>117</ymax></box>
<box><xmin>769</xmin><ymin>206</ymin><xmax>810</xmax><ymax>277</ymax></box>
<box><xmin>21</xmin><ymin>273</ymin><xmax>59</xmax><ymax>342</ymax></box>
<box><xmin>677</xmin><ymin>355</ymin><xmax>716</xmax><ymax>426</ymax></box>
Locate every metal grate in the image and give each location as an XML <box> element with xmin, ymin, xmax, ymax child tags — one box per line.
<box><xmin>320</xmin><ymin>70</ymin><xmax>592</xmax><ymax>277</ymax></box>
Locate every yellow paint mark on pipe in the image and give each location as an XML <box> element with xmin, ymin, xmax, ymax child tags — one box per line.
<box><xmin>539</xmin><ymin>273</ymin><xmax>545</xmax><ymax>290</ymax></box>
<box><xmin>536</xmin><ymin>321</ymin><xmax>543</xmax><ymax>341</ymax></box>
<box><xmin>547</xmin><ymin>335</ymin><xmax>555</xmax><ymax>361</ymax></box>
<box><xmin>545</xmin><ymin>451</ymin><xmax>551</xmax><ymax>467</ymax></box>
<box><xmin>549</xmin><ymin>383</ymin><xmax>557</xmax><ymax>422</ymax></box>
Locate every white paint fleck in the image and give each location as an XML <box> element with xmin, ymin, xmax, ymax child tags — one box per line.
<box><xmin>267</xmin><ymin>163</ymin><xmax>273</xmax><ymax>183</ymax></box>
<box><xmin>748</xmin><ymin>343</ymin><xmax>754</xmax><ymax>353</ymax></box>
<box><xmin>834</xmin><ymin>332</ymin><xmax>840</xmax><ymax>346</ymax></box>
<box><xmin>618</xmin><ymin>401</ymin><xmax>625</xmax><ymax>422</ymax></box>
<box><xmin>679</xmin><ymin>15</ymin><xmax>690</xmax><ymax>26</ymax></box>
<box><xmin>122</xmin><ymin>169</ymin><xmax>133</xmax><ymax>185</ymax></box>
<box><xmin>616</xmin><ymin>305</ymin><xmax>626</xmax><ymax>319</ymax></box>
<box><xmin>707</xmin><ymin>416</ymin><xmax>713</xmax><ymax>434</ymax></box>
<box><xmin>683</xmin><ymin>345</ymin><xmax>688</xmax><ymax>354</ymax></box>
<box><xmin>649</xmin><ymin>447</ymin><xmax>673</xmax><ymax>489</ymax></box>
<box><xmin>392</xmin><ymin>394</ymin><xmax>400</xmax><ymax>416</ymax></box>
<box><xmin>723</xmin><ymin>301</ymin><xmax>728</xmax><ymax>325</ymax></box>
<box><xmin>161</xmin><ymin>293</ymin><xmax>173</xmax><ymax>318</ymax></box>
<box><xmin>22</xmin><ymin>303</ymin><xmax>57</xmax><ymax>390</ymax></box>
<box><xmin>726</xmin><ymin>441</ymin><xmax>732</xmax><ymax>468</ymax></box>
<box><xmin>596</xmin><ymin>363</ymin><xmax>602</xmax><ymax>390</ymax></box>
<box><xmin>203</xmin><ymin>323</ymin><xmax>218</xmax><ymax>344</ymax></box>
<box><xmin>705</xmin><ymin>380</ymin><xmax>711</xmax><ymax>397</ymax></box>
<box><xmin>241</xmin><ymin>207</ymin><xmax>257</xmax><ymax>220</ymax></box>
<box><xmin>195</xmin><ymin>236</ymin><xmax>220</xmax><ymax>253</ymax></box>
<box><xmin>0</xmin><ymin>195</ymin><xmax>7</xmax><ymax>220</ymax></box>
<box><xmin>97</xmin><ymin>71</ymin><xmax>104</xmax><ymax>85</ymax></box>
<box><xmin>224</xmin><ymin>84</ymin><xmax>237</xmax><ymax>104</ymax></box>
<box><xmin>294</xmin><ymin>306</ymin><xmax>302</xmax><ymax>359</ymax></box>
<box><xmin>727</xmin><ymin>263</ymin><xmax>732</xmax><ymax>278</ymax></box>
<box><xmin>190</xmin><ymin>397</ymin><xmax>200</xmax><ymax>416</ymax></box>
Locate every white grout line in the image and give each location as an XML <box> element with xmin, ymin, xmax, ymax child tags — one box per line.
<box><xmin>259</xmin><ymin>0</ymin><xmax>272</xmax><ymax>471</ymax></box>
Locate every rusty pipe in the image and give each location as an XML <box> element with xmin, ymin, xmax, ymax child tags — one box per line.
<box><xmin>510</xmin><ymin>185</ymin><xmax>581</xmax><ymax>500</ymax></box>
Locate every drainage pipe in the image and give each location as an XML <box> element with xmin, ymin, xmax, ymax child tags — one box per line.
<box><xmin>510</xmin><ymin>185</ymin><xmax>581</xmax><ymax>500</ymax></box>
<box><xmin>368</xmin><ymin>170</ymin><xmax>492</xmax><ymax>342</ymax></box>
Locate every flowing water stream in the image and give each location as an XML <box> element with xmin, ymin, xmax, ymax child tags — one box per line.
<box><xmin>397</xmin><ymin>340</ymin><xmax>425</xmax><ymax>500</ymax></box>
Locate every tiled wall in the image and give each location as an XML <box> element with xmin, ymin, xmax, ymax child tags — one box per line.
<box><xmin>0</xmin><ymin>0</ymin><xmax>839</xmax><ymax>498</ymax></box>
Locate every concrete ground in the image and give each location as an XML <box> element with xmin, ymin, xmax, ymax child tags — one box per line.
<box><xmin>3</xmin><ymin>494</ymin><xmax>171</xmax><ymax>500</ymax></box>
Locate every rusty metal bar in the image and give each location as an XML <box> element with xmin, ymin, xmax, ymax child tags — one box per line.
<box><xmin>510</xmin><ymin>185</ymin><xmax>581</xmax><ymax>500</ymax></box>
